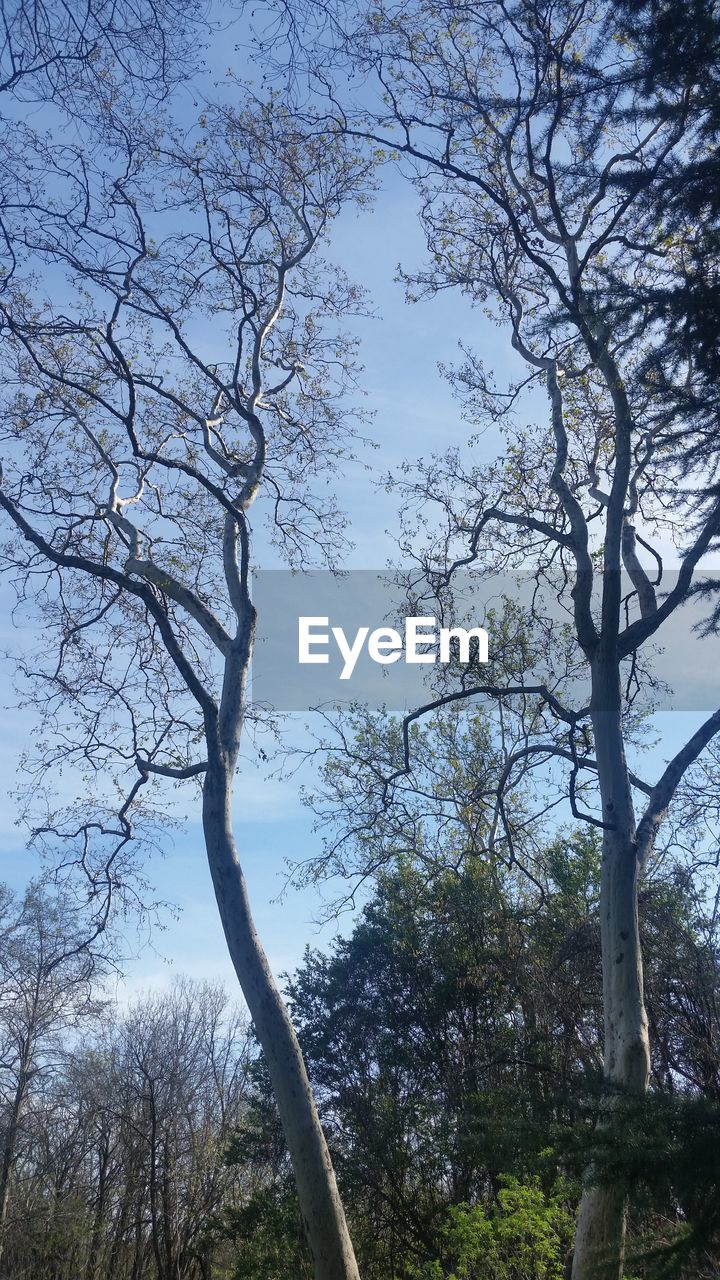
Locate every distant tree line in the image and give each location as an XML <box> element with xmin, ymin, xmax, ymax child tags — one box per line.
<box><xmin>0</xmin><ymin>885</ymin><xmax>253</xmax><ymax>1280</ymax></box>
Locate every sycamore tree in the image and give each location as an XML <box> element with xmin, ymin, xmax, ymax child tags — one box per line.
<box><xmin>0</xmin><ymin>84</ymin><xmax>372</xmax><ymax>1280</ymax></box>
<box><xmin>256</xmin><ymin>0</ymin><xmax>720</xmax><ymax>1274</ymax></box>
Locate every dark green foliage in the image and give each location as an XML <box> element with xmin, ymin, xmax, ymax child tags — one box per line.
<box><xmin>557</xmin><ymin>1091</ymin><xmax>720</xmax><ymax>1277</ymax></box>
<box><xmin>592</xmin><ymin>0</ymin><xmax>720</xmax><ymax>480</ymax></box>
<box><xmin>221</xmin><ymin>1077</ymin><xmax>315</xmax><ymax>1280</ymax></box>
<box><xmin>223</xmin><ymin>830</ymin><xmax>720</xmax><ymax>1278</ymax></box>
<box><xmin>223</xmin><ymin>1189</ymin><xmax>314</xmax><ymax>1280</ymax></box>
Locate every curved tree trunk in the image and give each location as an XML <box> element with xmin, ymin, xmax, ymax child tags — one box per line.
<box><xmin>571</xmin><ymin>669</ymin><xmax>651</xmax><ymax>1280</ymax></box>
<box><xmin>202</xmin><ymin>753</ymin><xmax>360</xmax><ymax>1280</ymax></box>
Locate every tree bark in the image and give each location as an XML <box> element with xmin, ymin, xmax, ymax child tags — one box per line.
<box><xmin>0</xmin><ymin>1048</ymin><xmax>31</xmax><ymax>1272</ymax></box>
<box><xmin>202</xmin><ymin>756</ymin><xmax>360</xmax><ymax>1280</ymax></box>
<box><xmin>571</xmin><ymin>663</ymin><xmax>650</xmax><ymax>1280</ymax></box>
<box><xmin>85</xmin><ymin>1137</ymin><xmax>110</xmax><ymax>1280</ymax></box>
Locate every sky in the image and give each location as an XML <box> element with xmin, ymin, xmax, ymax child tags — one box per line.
<box><xmin>0</xmin><ymin>12</ymin><xmax>718</xmax><ymax>1012</ymax></box>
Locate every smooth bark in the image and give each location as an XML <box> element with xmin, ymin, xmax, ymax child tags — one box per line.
<box><xmin>571</xmin><ymin>661</ymin><xmax>650</xmax><ymax>1280</ymax></box>
<box><xmin>202</xmin><ymin>755</ymin><xmax>360</xmax><ymax>1280</ymax></box>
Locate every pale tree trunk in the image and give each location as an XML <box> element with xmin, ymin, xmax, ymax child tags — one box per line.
<box><xmin>571</xmin><ymin>665</ymin><xmax>651</xmax><ymax>1280</ymax></box>
<box><xmin>202</xmin><ymin>750</ymin><xmax>360</xmax><ymax>1280</ymax></box>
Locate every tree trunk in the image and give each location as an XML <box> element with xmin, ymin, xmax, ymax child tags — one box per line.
<box><xmin>202</xmin><ymin>756</ymin><xmax>360</xmax><ymax>1280</ymax></box>
<box><xmin>106</xmin><ymin>1170</ymin><xmax>133</xmax><ymax>1280</ymax></box>
<box><xmin>0</xmin><ymin>1051</ymin><xmax>31</xmax><ymax>1272</ymax></box>
<box><xmin>571</xmin><ymin>669</ymin><xmax>650</xmax><ymax>1280</ymax></box>
<box><xmin>85</xmin><ymin>1138</ymin><xmax>110</xmax><ymax>1280</ymax></box>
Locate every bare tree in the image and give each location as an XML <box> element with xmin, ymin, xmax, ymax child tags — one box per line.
<box><xmin>0</xmin><ymin>93</ymin><xmax>371</xmax><ymax>1277</ymax></box>
<box><xmin>0</xmin><ymin>881</ymin><xmax>110</xmax><ymax>1271</ymax></box>
<box><xmin>0</xmin><ymin>0</ymin><xmax>206</xmax><ymax>97</ymax></box>
<box><xmin>114</xmin><ymin>979</ymin><xmax>252</xmax><ymax>1280</ymax></box>
<box><xmin>0</xmin><ymin>976</ymin><xmax>254</xmax><ymax>1280</ymax></box>
<box><xmin>0</xmin><ymin>0</ymin><xmax>211</xmax><ymax>303</ymax></box>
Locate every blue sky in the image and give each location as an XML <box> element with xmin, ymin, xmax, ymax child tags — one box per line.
<box><xmin>1</xmin><ymin>21</ymin><xmax>717</xmax><ymax>1006</ymax></box>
